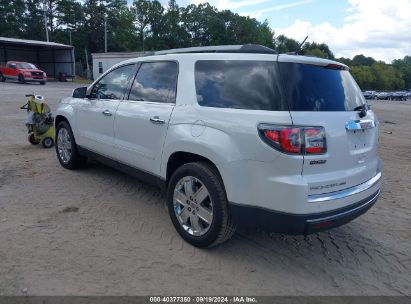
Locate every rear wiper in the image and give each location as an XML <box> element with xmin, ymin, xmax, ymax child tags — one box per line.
<box><xmin>353</xmin><ymin>104</ymin><xmax>368</xmax><ymax>118</ymax></box>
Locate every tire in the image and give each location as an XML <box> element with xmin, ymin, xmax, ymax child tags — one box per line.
<box><xmin>55</xmin><ymin>121</ymin><xmax>87</xmax><ymax>169</ymax></box>
<box><xmin>166</xmin><ymin>162</ymin><xmax>236</xmax><ymax>248</ymax></box>
<box><xmin>40</xmin><ymin>81</ymin><xmax>46</xmax><ymax>85</ymax></box>
<box><xmin>41</xmin><ymin>137</ymin><xmax>54</xmax><ymax>148</ymax></box>
<box><xmin>28</xmin><ymin>133</ymin><xmax>40</xmax><ymax>145</ymax></box>
<box><xmin>0</xmin><ymin>73</ymin><xmax>5</xmax><ymax>82</ymax></box>
<box><xmin>18</xmin><ymin>74</ymin><xmax>25</xmax><ymax>84</ymax></box>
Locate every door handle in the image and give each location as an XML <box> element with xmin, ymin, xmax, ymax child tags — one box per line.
<box><xmin>150</xmin><ymin>116</ymin><xmax>165</xmax><ymax>124</ymax></box>
<box><xmin>102</xmin><ymin>109</ymin><xmax>112</xmax><ymax>116</ymax></box>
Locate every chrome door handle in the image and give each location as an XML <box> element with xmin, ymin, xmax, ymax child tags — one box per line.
<box><xmin>150</xmin><ymin>116</ymin><xmax>165</xmax><ymax>124</ymax></box>
<box><xmin>102</xmin><ymin>110</ymin><xmax>112</xmax><ymax>116</ymax></box>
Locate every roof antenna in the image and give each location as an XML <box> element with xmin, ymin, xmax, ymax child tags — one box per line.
<box><xmin>297</xmin><ymin>36</ymin><xmax>308</xmax><ymax>54</ymax></box>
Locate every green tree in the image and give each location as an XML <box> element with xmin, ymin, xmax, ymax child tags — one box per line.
<box><xmin>132</xmin><ymin>0</ymin><xmax>152</xmax><ymax>51</ymax></box>
<box><xmin>302</xmin><ymin>42</ymin><xmax>334</xmax><ymax>59</ymax></box>
<box><xmin>352</xmin><ymin>54</ymin><xmax>376</xmax><ymax>66</ymax></box>
<box><xmin>0</xmin><ymin>0</ymin><xmax>26</xmax><ymax>38</ymax></box>
<box><xmin>350</xmin><ymin>65</ymin><xmax>376</xmax><ymax>90</ymax></box>
<box><xmin>23</xmin><ymin>0</ymin><xmax>48</xmax><ymax>41</ymax></box>
<box><xmin>274</xmin><ymin>35</ymin><xmax>300</xmax><ymax>53</ymax></box>
<box><xmin>393</xmin><ymin>56</ymin><xmax>411</xmax><ymax>89</ymax></box>
<box><xmin>105</xmin><ymin>0</ymin><xmax>137</xmax><ymax>51</ymax></box>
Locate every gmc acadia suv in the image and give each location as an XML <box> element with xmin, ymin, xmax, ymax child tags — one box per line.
<box><xmin>55</xmin><ymin>45</ymin><xmax>382</xmax><ymax>247</ymax></box>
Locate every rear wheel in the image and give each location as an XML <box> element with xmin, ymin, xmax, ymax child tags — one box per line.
<box><xmin>55</xmin><ymin>121</ymin><xmax>87</xmax><ymax>169</ymax></box>
<box><xmin>0</xmin><ymin>73</ymin><xmax>5</xmax><ymax>82</ymax></box>
<box><xmin>41</xmin><ymin>137</ymin><xmax>54</xmax><ymax>148</ymax></box>
<box><xmin>167</xmin><ymin>162</ymin><xmax>236</xmax><ymax>248</ymax></box>
<box><xmin>18</xmin><ymin>74</ymin><xmax>25</xmax><ymax>84</ymax></box>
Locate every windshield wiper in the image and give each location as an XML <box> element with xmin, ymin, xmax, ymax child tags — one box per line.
<box><xmin>353</xmin><ymin>104</ymin><xmax>368</xmax><ymax>118</ymax></box>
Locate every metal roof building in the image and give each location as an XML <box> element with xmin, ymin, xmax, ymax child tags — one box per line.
<box><xmin>0</xmin><ymin>37</ymin><xmax>75</xmax><ymax>78</ymax></box>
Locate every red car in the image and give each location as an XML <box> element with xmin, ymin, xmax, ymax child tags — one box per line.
<box><xmin>0</xmin><ymin>61</ymin><xmax>47</xmax><ymax>85</ymax></box>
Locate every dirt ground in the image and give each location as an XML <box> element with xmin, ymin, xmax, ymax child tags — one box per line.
<box><xmin>0</xmin><ymin>81</ymin><xmax>410</xmax><ymax>296</ymax></box>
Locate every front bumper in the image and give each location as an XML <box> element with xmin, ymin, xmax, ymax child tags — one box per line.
<box><xmin>24</xmin><ymin>76</ymin><xmax>46</xmax><ymax>82</ymax></box>
<box><xmin>229</xmin><ymin>189</ymin><xmax>380</xmax><ymax>235</ymax></box>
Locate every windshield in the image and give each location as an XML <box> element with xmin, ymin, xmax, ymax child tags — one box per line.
<box><xmin>16</xmin><ymin>63</ymin><xmax>37</xmax><ymax>69</ymax></box>
<box><xmin>279</xmin><ymin>62</ymin><xmax>365</xmax><ymax>111</ymax></box>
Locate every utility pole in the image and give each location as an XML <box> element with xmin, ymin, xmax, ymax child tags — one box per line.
<box><xmin>43</xmin><ymin>1</ymin><xmax>49</xmax><ymax>42</ymax></box>
<box><xmin>104</xmin><ymin>14</ymin><xmax>107</xmax><ymax>53</ymax></box>
<box><xmin>69</xmin><ymin>30</ymin><xmax>72</xmax><ymax>46</ymax></box>
<box><xmin>85</xmin><ymin>48</ymin><xmax>90</xmax><ymax>80</ymax></box>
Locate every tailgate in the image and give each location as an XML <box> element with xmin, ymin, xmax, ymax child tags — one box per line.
<box><xmin>291</xmin><ymin>110</ymin><xmax>380</xmax><ymax>195</ymax></box>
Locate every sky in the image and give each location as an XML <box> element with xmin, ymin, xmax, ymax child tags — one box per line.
<box><xmin>169</xmin><ymin>0</ymin><xmax>411</xmax><ymax>63</ymax></box>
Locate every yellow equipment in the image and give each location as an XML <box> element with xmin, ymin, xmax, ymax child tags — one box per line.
<box><xmin>21</xmin><ymin>94</ymin><xmax>55</xmax><ymax>148</ymax></box>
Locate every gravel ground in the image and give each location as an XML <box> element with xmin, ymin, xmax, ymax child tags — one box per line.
<box><xmin>0</xmin><ymin>81</ymin><xmax>410</xmax><ymax>296</ymax></box>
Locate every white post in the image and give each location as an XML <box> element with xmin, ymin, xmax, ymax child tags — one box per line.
<box><xmin>104</xmin><ymin>15</ymin><xmax>107</xmax><ymax>53</ymax></box>
<box><xmin>43</xmin><ymin>2</ymin><xmax>49</xmax><ymax>42</ymax></box>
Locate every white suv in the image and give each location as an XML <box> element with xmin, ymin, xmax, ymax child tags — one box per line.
<box><xmin>55</xmin><ymin>45</ymin><xmax>382</xmax><ymax>247</ymax></box>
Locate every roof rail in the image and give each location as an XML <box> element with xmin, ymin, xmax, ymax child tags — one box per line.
<box><xmin>153</xmin><ymin>44</ymin><xmax>277</xmax><ymax>55</ymax></box>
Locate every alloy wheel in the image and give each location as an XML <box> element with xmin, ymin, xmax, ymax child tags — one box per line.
<box><xmin>57</xmin><ymin>128</ymin><xmax>72</xmax><ymax>163</ymax></box>
<box><xmin>173</xmin><ymin>176</ymin><xmax>214</xmax><ymax>236</ymax></box>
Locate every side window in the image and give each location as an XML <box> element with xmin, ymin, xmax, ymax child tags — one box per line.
<box><xmin>195</xmin><ymin>60</ymin><xmax>285</xmax><ymax>111</ymax></box>
<box><xmin>128</xmin><ymin>61</ymin><xmax>178</xmax><ymax>103</ymax></box>
<box><xmin>91</xmin><ymin>64</ymin><xmax>134</xmax><ymax>100</ymax></box>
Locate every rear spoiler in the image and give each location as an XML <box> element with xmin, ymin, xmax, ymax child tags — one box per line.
<box><xmin>278</xmin><ymin>54</ymin><xmax>349</xmax><ymax>70</ymax></box>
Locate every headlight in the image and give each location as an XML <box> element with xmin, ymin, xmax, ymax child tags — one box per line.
<box><xmin>24</xmin><ymin>71</ymin><xmax>31</xmax><ymax>76</ymax></box>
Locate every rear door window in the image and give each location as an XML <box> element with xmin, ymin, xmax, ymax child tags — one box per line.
<box><xmin>128</xmin><ymin>61</ymin><xmax>178</xmax><ymax>103</ymax></box>
<box><xmin>278</xmin><ymin>62</ymin><xmax>365</xmax><ymax>111</ymax></box>
<box><xmin>195</xmin><ymin>60</ymin><xmax>286</xmax><ymax>111</ymax></box>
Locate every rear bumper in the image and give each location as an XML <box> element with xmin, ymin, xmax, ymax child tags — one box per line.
<box><xmin>229</xmin><ymin>190</ymin><xmax>380</xmax><ymax>235</ymax></box>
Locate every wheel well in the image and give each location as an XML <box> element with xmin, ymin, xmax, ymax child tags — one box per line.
<box><xmin>166</xmin><ymin>152</ymin><xmax>222</xmax><ymax>183</ymax></box>
<box><xmin>55</xmin><ymin>115</ymin><xmax>69</xmax><ymax>128</ymax></box>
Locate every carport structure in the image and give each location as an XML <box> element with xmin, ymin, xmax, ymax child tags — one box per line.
<box><xmin>0</xmin><ymin>37</ymin><xmax>75</xmax><ymax>79</ymax></box>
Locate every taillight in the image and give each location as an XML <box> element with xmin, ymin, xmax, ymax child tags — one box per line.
<box><xmin>258</xmin><ymin>124</ymin><xmax>326</xmax><ymax>155</ymax></box>
<box><xmin>326</xmin><ymin>64</ymin><xmax>347</xmax><ymax>70</ymax></box>
<box><xmin>304</xmin><ymin>128</ymin><xmax>326</xmax><ymax>153</ymax></box>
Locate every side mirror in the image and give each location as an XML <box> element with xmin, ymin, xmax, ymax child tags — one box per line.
<box><xmin>72</xmin><ymin>86</ymin><xmax>88</xmax><ymax>98</ymax></box>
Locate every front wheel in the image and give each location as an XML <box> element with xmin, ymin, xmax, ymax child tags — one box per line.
<box><xmin>40</xmin><ymin>81</ymin><xmax>46</xmax><ymax>85</ymax></box>
<box><xmin>55</xmin><ymin>121</ymin><xmax>87</xmax><ymax>169</ymax></box>
<box><xmin>18</xmin><ymin>74</ymin><xmax>25</xmax><ymax>84</ymax></box>
<box><xmin>167</xmin><ymin>162</ymin><xmax>236</xmax><ymax>248</ymax></box>
<box><xmin>0</xmin><ymin>73</ymin><xmax>5</xmax><ymax>82</ymax></box>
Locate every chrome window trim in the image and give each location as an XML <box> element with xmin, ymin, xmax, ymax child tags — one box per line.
<box><xmin>307</xmin><ymin>171</ymin><xmax>381</xmax><ymax>203</ymax></box>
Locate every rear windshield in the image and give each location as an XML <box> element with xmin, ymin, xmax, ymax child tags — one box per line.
<box><xmin>195</xmin><ymin>60</ymin><xmax>286</xmax><ymax>111</ymax></box>
<box><xmin>194</xmin><ymin>60</ymin><xmax>365</xmax><ymax>112</ymax></box>
<box><xmin>279</xmin><ymin>62</ymin><xmax>365</xmax><ymax>111</ymax></box>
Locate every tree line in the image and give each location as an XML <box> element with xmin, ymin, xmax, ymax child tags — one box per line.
<box><xmin>0</xmin><ymin>0</ymin><xmax>410</xmax><ymax>90</ymax></box>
